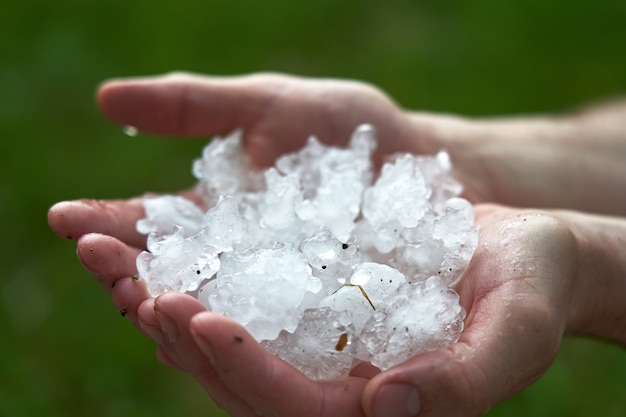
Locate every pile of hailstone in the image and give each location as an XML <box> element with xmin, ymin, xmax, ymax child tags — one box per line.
<box><xmin>136</xmin><ymin>125</ymin><xmax>478</xmax><ymax>380</ymax></box>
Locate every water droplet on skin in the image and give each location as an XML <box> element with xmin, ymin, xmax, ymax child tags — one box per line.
<box><xmin>123</xmin><ymin>125</ymin><xmax>139</xmax><ymax>137</ymax></box>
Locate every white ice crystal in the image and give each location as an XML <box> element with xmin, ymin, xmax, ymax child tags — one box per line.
<box><xmin>136</xmin><ymin>124</ymin><xmax>478</xmax><ymax>380</ymax></box>
<box><xmin>360</xmin><ymin>276</ymin><xmax>466</xmax><ymax>370</ymax></box>
<box><xmin>261</xmin><ymin>308</ymin><xmax>356</xmax><ymax>380</ymax></box>
<box><xmin>207</xmin><ymin>244</ymin><xmax>322</xmax><ymax>341</ymax></box>
<box><xmin>137</xmin><ymin>195</ymin><xmax>204</xmax><ymax>238</ymax></box>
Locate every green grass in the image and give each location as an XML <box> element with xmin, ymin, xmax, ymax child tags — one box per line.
<box><xmin>1</xmin><ymin>1</ymin><xmax>625</xmax><ymax>416</ymax></box>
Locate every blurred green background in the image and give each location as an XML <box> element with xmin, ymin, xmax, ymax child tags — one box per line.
<box><xmin>1</xmin><ymin>0</ymin><xmax>625</xmax><ymax>416</ymax></box>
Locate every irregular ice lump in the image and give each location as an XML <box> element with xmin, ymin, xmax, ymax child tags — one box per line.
<box><xmin>136</xmin><ymin>125</ymin><xmax>477</xmax><ymax>379</ymax></box>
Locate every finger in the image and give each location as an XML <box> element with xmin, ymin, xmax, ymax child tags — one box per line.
<box><xmin>96</xmin><ymin>72</ymin><xmax>412</xmax><ymax>168</ymax></box>
<box><xmin>147</xmin><ymin>293</ymin><xmax>260</xmax><ymax>417</ymax></box>
<box><xmin>111</xmin><ymin>276</ymin><xmax>151</xmax><ymax>328</ymax></box>
<box><xmin>76</xmin><ymin>233</ymin><xmax>152</xmax><ymax>330</ymax></box>
<box><xmin>136</xmin><ymin>300</ymin><xmax>184</xmax><ymax>371</ymax></box>
<box><xmin>97</xmin><ymin>72</ymin><xmax>288</xmax><ymax>137</ymax></box>
<box><xmin>156</xmin><ymin>347</ymin><xmax>184</xmax><ymax>371</ymax></box>
<box><xmin>362</xmin><ymin>213</ymin><xmax>576</xmax><ymax>417</ymax></box>
<box><xmin>77</xmin><ymin>233</ymin><xmax>141</xmax><ymax>290</ymax></box>
<box><xmin>49</xmin><ymin>198</ymin><xmax>147</xmax><ymax>248</ymax></box>
<box><xmin>137</xmin><ymin>299</ymin><xmax>164</xmax><ymax>346</ymax></box>
<box><xmin>191</xmin><ymin>311</ymin><xmax>369</xmax><ymax>417</ymax></box>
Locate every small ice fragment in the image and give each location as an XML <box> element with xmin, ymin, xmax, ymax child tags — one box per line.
<box><xmin>349</xmin><ymin>124</ymin><xmax>377</xmax><ymax>156</ymax></box>
<box><xmin>123</xmin><ymin>125</ymin><xmax>139</xmax><ymax>137</ymax></box>
<box><xmin>137</xmin><ymin>227</ymin><xmax>220</xmax><ymax>296</ymax></box>
<box><xmin>433</xmin><ymin>198</ymin><xmax>475</xmax><ymax>247</ymax></box>
<box><xmin>299</xmin><ymin>227</ymin><xmax>361</xmax><ymax>288</ymax></box>
<box><xmin>349</xmin><ymin>262</ymin><xmax>406</xmax><ymax>306</ymax></box>
<box><xmin>363</xmin><ymin>154</ymin><xmax>429</xmax><ymax>231</ymax></box>
<box><xmin>137</xmin><ymin>195</ymin><xmax>204</xmax><ymax>238</ymax></box>
<box><xmin>261</xmin><ymin>308</ymin><xmax>355</xmax><ymax>380</ymax></box>
<box><xmin>260</xmin><ymin>169</ymin><xmax>302</xmax><ymax>229</ymax></box>
<box><xmin>192</xmin><ymin>130</ymin><xmax>263</xmax><ymax>205</ymax></box>
<box><xmin>319</xmin><ymin>284</ymin><xmax>374</xmax><ymax>332</ymax></box>
<box><xmin>201</xmin><ymin>195</ymin><xmax>244</xmax><ymax>252</ymax></box>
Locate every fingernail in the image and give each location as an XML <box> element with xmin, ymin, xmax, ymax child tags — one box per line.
<box><xmin>156</xmin><ymin>311</ymin><xmax>179</xmax><ymax>344</ymax></box>
<box><xmin>374</xmin><ymin>383</ymin><xmax>421</xmax><ymax>417</ymax></box>
<box><xmin>191</xmin><ymin>329</ymin><xmax>217</xmax><ymax>367</ymax></box>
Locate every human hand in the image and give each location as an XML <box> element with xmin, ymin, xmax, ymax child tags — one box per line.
<box><xmin>97</xmin><ymin>72</ymin><xmax>427</xmax><ymax>169</ymax></box>
<box><xmin>50</xmin><ymin>199</ymin><xmax>625</xmax><ymax>417</ymax></box>
<box><xmin>97</xmin><ymin>72</ymin><xmax>626</xmax><ymax>214</ymax></box>
<box><xmin>49</xmin><ymin>72</ymin><xmax>626</xmax><ymax>415</ymax></box>
<box><xmin>97</xmin><ymin>72</ymin><xmax>508</xmax><ymax>205</ymax></box>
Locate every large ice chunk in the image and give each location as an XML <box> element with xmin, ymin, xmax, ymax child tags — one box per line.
<box><xmin>360</xmin><ymin>276</ymin><xmax>466</xmax><ymax>370</ymax></box>
<box><xmin>208</xmin><ymin>244</ymin><xmax>322</xmax><ymax>341</ymax></box>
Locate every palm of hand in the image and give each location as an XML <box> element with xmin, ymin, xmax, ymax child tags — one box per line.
<box><xmin>48</xmin><ymin>198</ymin><xmax>576</xmax><ymax>417</ymax></box>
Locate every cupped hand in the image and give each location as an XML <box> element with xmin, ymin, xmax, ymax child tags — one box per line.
<box><xmin>48</xmin><ymin>72</ymin><xmax>593</xmax><ymax>416</ymax></box>
<box><xmin>98</xmin><ymin>72</ymin><xmax>424</xmax><ymax>168</ymax></box>
<box><xmin>99</xmin><ymin>71</ymin><xmax>626</xmax><ymax>215</ymax></box>
<box><xmin>48</xmin><ymin>199</ymin><xmax>581</xmax><ymax>417</ymax></box>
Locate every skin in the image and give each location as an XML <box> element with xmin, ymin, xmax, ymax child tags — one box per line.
<box><xmin>48</xmin><ymin>72</ymin><xmax>626</xmax><ymax>417</ymax></box>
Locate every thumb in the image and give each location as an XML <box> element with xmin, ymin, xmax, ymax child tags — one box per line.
<box><xmin>362</xmin><ymin>296</ymin><xmax>564</xmax><ymax>417</ymax></box>
<box><xmin>359</xmin><ymin>207</ymin><xmax>580</xmax><ymax>417</ymax></box>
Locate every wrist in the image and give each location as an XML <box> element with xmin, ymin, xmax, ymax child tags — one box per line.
<box><xmin>407</xmin><ymin>102</ymin><xmax>626</xmax><ymax>214</ymax></box>
<box><xmin>406</xmin><ymin>111</ymin><xmax>572</xmax><ymax>206</ymax></box>
<box><xmin>558</xmin><ymin>211</ymin><xmax>626</xmax><ymax>345</ymax></box>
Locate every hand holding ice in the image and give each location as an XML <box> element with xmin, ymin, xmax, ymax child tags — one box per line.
<box><xmin>136</xmin><ymin>125</ymin><xmax>477</xmax><ymax>380</ymax></box>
